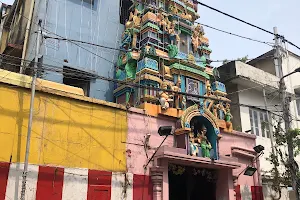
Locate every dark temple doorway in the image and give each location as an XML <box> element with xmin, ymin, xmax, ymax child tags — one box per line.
<box><xmin>168</xmin><ymin>164</ymin><xmax>217</xmax><ymax>200</ymax></box>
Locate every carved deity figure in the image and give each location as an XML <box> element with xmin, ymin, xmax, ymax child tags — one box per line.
<box><xmin>212</xmin><ymin>104</ymin><xmax>219</xmax><ymax>118</ymax></box>
<box><xmin>203</xmin><ymin>83</ymin><xmax>215</xmax><ymax>110</ymax></box>
<box><xmin>180</xmin><ymin>10</ymin><xmax>192</xmax><ymax>21</ymax></box>
<box><xmin>182</xmin><ymin>96</ymin><xmax>186</xmax><ymax>110</ymax></box>
<box><xmin>198</xmin><ymin>126</ymin><xmax>212</xmax><ymax>158</ymax></box>
<box><xmin>189</xmin><ymin>126</ymin><xmax>200</xmax><ymax>156</ymax></box>
<box><xmin>187</xmin><ymin>51</ymin><xmax>195</xmax><ymax>63</ymax></box>
<box><xmin>172</xmin><ymin>78</ymin><xmax>182</xmax><ymax>109</ymax></box>
<box><xmin>169</xmin><ymin>5</ymin><xmax>178</xmax><ymax>15</ymax></box>
<box><xmin>191</xmin><ymin>24</ymin><xmax>204</xmax><ymax>53</ymax></box>
<box><xmin>168</xmin><ymin>21</ymin><xmax>180</xmax><ymax>45</ymax></box>
<box><xmin>191</xmin><ymin>31</ymin><xmax>199</xmax><ymax>53</ymax></box>
<box><xmin>224</xmin><ymin>103</ymin><xmax>233</xmax><ymax>122</ymax></box>
<box><xmin>126</xmin><ymin>9</ymin><xmax>141</xmax><ymax>29</ymax></box>
<box><xmin>159</xmin><ymin>82</ymin><xmax>172</xmax><ymax>110</ymax></box>
<box><xmin>157</xmin><ymin>8</ymin><xmax>168</xmax><ymax>32</ymax></box>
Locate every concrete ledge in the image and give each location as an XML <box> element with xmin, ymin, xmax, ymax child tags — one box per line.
<box><xmin>155</xmin><ymin>146</ymin><xmax>241</xmax><ymax>169</ymax></box>
<box><xmin>0</xmin><ymin>69</ymin><xmax>127</xmax><ymax>111</ymax></box>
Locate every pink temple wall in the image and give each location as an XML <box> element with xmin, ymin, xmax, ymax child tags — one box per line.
<box><xmin>219</xmin><ymin>131</ymin><xmax>259</xmax><ymax>200</ymax></box>
<box><xmin>126</xmin><ymin>109</ymin><xmax>259</xmax><ymax>200</ymax></box>
<box><xmin>126</xmin><ymin>108</ymin><xmax>175</xmax><ymax>175</ymax></box>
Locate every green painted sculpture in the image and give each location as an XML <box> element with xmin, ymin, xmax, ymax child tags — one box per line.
<box><xmin>125</xmin><ymin>61</ymin><xmax>136</xmax><ymax>79</ymax></box>
<box><xmin>224</xmin><ymin>103</ymin><xmax>233</xmax><ymax>122</ymax></box>
<box><xmin>167</xmin><ymin>44</ymin><xmax>178</xmax><ymax>58</ymax></box>
<box><xmin>199</xmin><ymin>126</ymin><xmax>212</xmax><ymax>158</ymax></box>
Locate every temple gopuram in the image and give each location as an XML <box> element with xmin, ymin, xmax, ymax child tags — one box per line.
<box><xmin>114</xmin><ymin>0</ymin><xmax>234</xmax><ymax>160</ymax></box>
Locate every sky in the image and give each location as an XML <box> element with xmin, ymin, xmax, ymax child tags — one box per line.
<box><xmin>198</xmin><ymin>0</ymin><xmax>300</xmax><ymax>66</ymax></box>
<box><xmin>1</xmin><ymin>0</ymin><xmax>299</xmax><ymax>67</ymax></box>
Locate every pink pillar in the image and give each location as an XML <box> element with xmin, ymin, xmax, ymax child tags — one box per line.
<box><xmin>150</xmin><ymin>167</ymin><xmax>164</xmax><ymax>200</ymax></box>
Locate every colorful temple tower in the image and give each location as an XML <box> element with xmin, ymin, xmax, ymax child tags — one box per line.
<box><xmin>114</xmin><ymin>0</ymin><xmax>233</xmax><ymax>159</ymax></box>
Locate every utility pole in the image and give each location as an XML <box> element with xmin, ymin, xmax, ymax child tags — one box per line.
<box><xmin>274</xmin><ymin>27</ymin><xmax>299</xmax><ymax>199</ymax></box>
<box><xmin>20</xmin><ymin>20</ymin><xmax>42</xmax><ymax>200</ymax></box>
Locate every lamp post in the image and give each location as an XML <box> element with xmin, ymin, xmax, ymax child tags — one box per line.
<box><xmin>279</xmin><ymin>67</ymin><xmax>300</xmax><ymax>199</ymax></box>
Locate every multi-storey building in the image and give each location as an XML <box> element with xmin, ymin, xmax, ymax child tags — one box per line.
<box><xmin>0</xmin><ymin>0</ymin><xmax>123</xmax><ymax>100</ymax></box>
<box><xmin>218</xmin><ymin>49</ymin><xmax>300</xmax><ymax>199</ymax></box>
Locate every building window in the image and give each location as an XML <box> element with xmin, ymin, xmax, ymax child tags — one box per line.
<box><xmin>63</xmin><ymin>66</ymin><xmax>93</xmax><ymax>96</ymax></box>
<box><xmin>249</xmin><ymin>109</ymin><xmax>270</xmax><ymax>138</ymax></box>
<box><xmin>297</xmin><ymin>99</ymin><xmax>300</xmax><ymax>116</ymax></box>
<box><xmin>295</xmin><ymin>90</ymin><xmax>300</xmax><ymax>116</ymax></box>
<box><xmin>120</xmin><ymin>0</ymin><xmax>133</xmax><ymax>25</ymax></box>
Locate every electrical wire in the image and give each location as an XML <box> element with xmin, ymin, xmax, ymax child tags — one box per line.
<box><xmin>0</xmin><ymin>53</ymin><xmax>281</xmax><ymax>107</ymax></box>
<box><xmin>0</xmin><ymin>59</ymin><xmax>287</xmax><ymax>121</ymax></box>
<box><xmin>196</xmin><ymin>1</ymin><xmax>274</xmax><ymax>36</ymax></box>
<box><xmin>195</xmin><ymin>1</ymin><xmax>300</xmax><ymax>51</ymax></box>
<box><xmin>0</xmin><ymin>0</ymin><xmax>115</xmax><ymax>66</ymax></box>
<box><xmin>0</xmin><ymin>0</ymin><xmax>279</xmax><ymax>67</ymax></box>
<box><xmin>195</xmin><ymin>22</ymin><xmax>274</xmax><ymax>46</ymax></box>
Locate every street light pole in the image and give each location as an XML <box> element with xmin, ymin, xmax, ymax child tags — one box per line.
<box><xmin>20</xmin><ymin>20</ymin><xmax>42</xmax><ymax>200</ymax></box>
<box><xmin>279</xmin><ymin>67</ymin><xmax>300</xmax><ymax>200</ymax></box>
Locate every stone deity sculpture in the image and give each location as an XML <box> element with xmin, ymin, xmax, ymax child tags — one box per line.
<box><xmin>189</xmin><ymin>126</ymin><xmax>201</xmax><ymax>156</ymax></box>
<box><xmin>172</xmin><ymin>79</ymin><xmax>182</xmax><ymax>109</ymax></box>
<box><xmin>224</xmin><ymin>103</ymin><xmax>233</xmax><ymax>123</ymax></box>
<box><xmin>159</xmin><ymin>82</ymin><xmax>172</xmax><ymax>109</ymax></box>
<box><xmin>168</xmin><ymin>21</ymin><xmax>180</xmax><ymax>45</ymax></box>
<box><xmin>126</xmin><ymin>9</ymin><xmax>141</xmax><ymax>29</ymax></box>
<box><xmin>191</xmin><ymin>31</ymin><xmax>199</xmax><ymax>53</ymax></box>
<box><xmin>203</xmin><ymin>83</ymin><xmax>215</xmax><ymax>110</ymax></box>
<box><xmin>198</xmin><ymin>126</ymin><xmax>212</xmax><ymax>158</ymax></box>
<box><xmin>212</xmin><ymin>104</ymin><xmax>219</xmax><ymax>118</ymax></box>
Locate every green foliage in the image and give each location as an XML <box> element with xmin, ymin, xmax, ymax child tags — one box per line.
<box><xmin>222</xmin><ymin>59</ymin><xmax>229</xmax><ymax>65</ymax></box>
<box><xmin>237</xmin><ymin>55</ymin><xmax>248</xmax><ymax>63</ymax></box>
<box><xmin>222</xmin><ymin>55</ymin><xmax>248</xmax><ymax>65</ymax></box>
<box><xmin>265</xmin><ymin>119</ymin><xmax>300</xmax><ymax>200</ymax></box>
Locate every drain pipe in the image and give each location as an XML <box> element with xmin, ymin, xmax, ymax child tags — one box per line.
<box><xmin>20</xmin><ymin>0</ymin><xmax>35</xmax><ymax>74</ymax></box>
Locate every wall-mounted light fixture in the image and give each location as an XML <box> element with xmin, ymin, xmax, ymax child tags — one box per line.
<box><xmin>253</xmin><ymin>145</ymin><xmax>265</xmax><ymax>154</ymax></box>
<box><xmin>143</xmin><ymin>126</ymin><xmax>174</xmax><ymax>169</ymax></box>
<box><xmin>237</xmin><ymin>145</ymin><xmax>265</xmax><ymax>177</ymax></box>
<box><xmin>244</xmin><ymin>166</ymin><xmax>257</xmax><ymax>176</ymax></box>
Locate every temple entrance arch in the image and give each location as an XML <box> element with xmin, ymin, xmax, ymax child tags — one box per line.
<box><xmin>180</xmin><ymin>104</ymin><xmax>219</xmax><ymax>130</ymax></box>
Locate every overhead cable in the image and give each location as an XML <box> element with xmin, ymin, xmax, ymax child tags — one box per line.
<box><xmin>196</xmin><ymin>1</ymin><xmax>300</xmax><ymax>51</ymax></box>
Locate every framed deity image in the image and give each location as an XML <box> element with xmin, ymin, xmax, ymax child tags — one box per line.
<box><xmin>186</xmin><ymin>78</ymin><xmax>199</xmax><ymax>101</ymax></box>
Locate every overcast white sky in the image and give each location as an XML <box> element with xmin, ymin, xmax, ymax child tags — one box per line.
<box><xmin>1</xmin><ymin>0</ymin><xmax>299</xmax><ymax>67</ymax></box>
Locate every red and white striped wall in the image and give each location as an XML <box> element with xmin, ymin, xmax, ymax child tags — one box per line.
<box><xmin>0</xmin><ymin>162</ymin><xmax>153</xmax><ymax>200</ymax></box>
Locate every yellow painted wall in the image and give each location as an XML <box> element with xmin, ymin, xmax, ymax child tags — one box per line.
<box><xmin>0</xmin><ymin>83</ymin><xmax>127</xmax><ymax>171</ymax></box>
